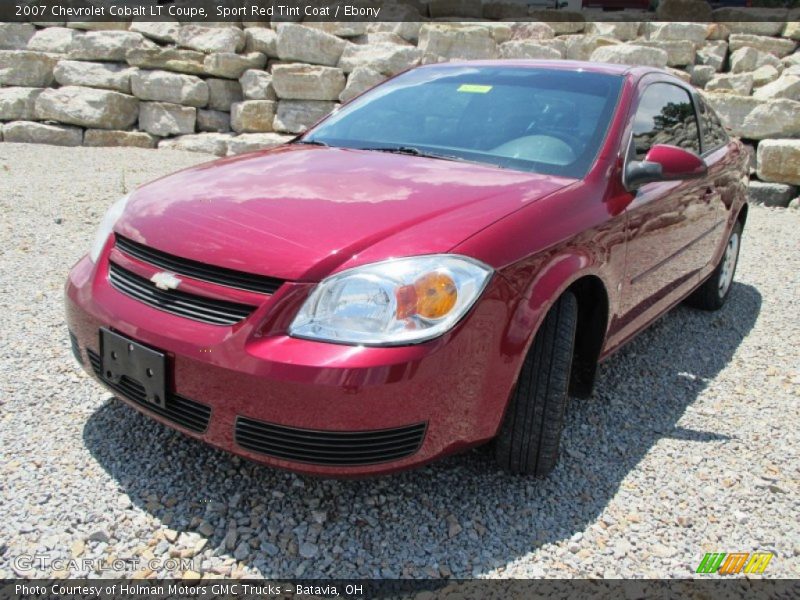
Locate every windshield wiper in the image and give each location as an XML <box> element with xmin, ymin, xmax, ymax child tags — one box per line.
<box><xmin>358</xmin><ymin>145</ymin><xmax>504</xmax><ymax>168</ymax></box>
<box><xmin>294</xmin><ymin>139</ymin><xmax>329</xmax><ymax>147</ymax></box>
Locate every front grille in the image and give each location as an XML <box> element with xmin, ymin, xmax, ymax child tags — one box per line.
<box><xmin>87</xmin><ymin>349</ymin><xmax>211</xmax><ymax>433</ymax></box>
<box><xmin>115</xmin><ymin>235</ymin><xmax>284</xmax><ymax>295</ymax></box>
<box><xmin>235</xmin><ymin>417</ymin><xmax>427</xmax><ymax>466</ymax></box>
<box><xmin>108</xmin><ymin>262</ymin><xmax>255</xmax><ymax>326</ymax></box>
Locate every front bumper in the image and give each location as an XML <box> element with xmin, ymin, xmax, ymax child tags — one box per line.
<box><xmin>66</xmin><ymin>253</ymin><xmax>521</xmax><ymax>477</ymax></box>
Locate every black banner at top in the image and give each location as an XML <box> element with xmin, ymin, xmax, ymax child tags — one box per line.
<box><xmin>0</xmin><ymin>0</ymin><xmax>797</xmax><ymax>23</ymax></box>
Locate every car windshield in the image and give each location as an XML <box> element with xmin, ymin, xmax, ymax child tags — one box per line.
<box><xmin>302</xmin><ymin>65</ymin><xmax>624</xmax><ymax>178</ymax></box>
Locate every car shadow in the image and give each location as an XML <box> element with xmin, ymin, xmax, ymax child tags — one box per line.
<box><xmin>82</xmin><ymin>282</ymin><xmax>761</xmax><ymax>578</ymax></box>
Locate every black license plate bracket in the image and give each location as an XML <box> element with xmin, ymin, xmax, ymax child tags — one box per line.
<box><xmin>100</xmin><ymin>328</ymin><xmax>167</xmax><ymax>408</ymax></box>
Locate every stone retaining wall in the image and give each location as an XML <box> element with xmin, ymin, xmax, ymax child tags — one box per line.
<box><xmin>1</xmin><ymin>14</ymin><xmax>799</xmax><ymax>206</ymax></box>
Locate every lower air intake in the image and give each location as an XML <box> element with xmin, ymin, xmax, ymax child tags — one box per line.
<box><xmin>234</xmin><ymin>416</ymin><xmax>427</xmax><ymax>466</ymax></box>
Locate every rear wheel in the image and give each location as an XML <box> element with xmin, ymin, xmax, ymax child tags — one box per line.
<box><xmin>686</xmin><ymin>221</ymin><xmax>742</xmax><ymax>311</ymax></box>
<box><xmin>494</xmin><ymin>292</ymin><xmax>577</xmax><ymax>477</ymax></box>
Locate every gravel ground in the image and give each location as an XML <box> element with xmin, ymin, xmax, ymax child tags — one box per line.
<box><xmin>0</xmin><ymin>143</ymin><xmax>798</xmax><ymax>580</ymax></box>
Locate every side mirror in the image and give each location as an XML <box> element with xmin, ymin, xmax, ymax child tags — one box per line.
<box><xmin>624</xmin><ymin>144</ymin><xmax>707</xmax><ymax>191</ymax></box>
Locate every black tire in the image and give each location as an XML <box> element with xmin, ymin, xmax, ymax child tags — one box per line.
<box><xmin>494</xmin><ymin>292</ymin><xmax>578</xmax><ymax>477</ymax></box>
<box><xmin>686</xmin><ymin>221</ymin><xmax>743</xmax><ymax>311</ymax></box>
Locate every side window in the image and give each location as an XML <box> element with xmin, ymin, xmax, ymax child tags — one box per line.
<box><xmin>698</xmin><ymin>97</ymin><xmax>729</xmax><ymax>152</ymax></box>
<box><xmin>631</xmin><ymin>83</ymin><xmax>701</xmax><ymax>160</ymax></box>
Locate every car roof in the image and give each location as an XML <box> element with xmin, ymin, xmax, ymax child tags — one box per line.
<box><xmin>419</xmin><ymin>59</ymin><xmax>659</xmax><ymax>79</ymax></box>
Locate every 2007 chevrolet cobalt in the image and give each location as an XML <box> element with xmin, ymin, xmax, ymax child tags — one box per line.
<box><xmin>66</xmin><ymin>61</ymin><xmax>748</xmax><ymax>477</ymax></box>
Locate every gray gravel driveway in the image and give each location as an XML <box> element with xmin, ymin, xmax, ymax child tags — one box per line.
<box><xmin>0</xmin><ymin>144</ymin><xmax>798</xmax><ymax>579</ymax></box>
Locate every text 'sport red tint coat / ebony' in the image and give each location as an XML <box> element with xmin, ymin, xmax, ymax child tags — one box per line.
<box><xmin>66</xmin><ymin>61</ymin><xmax>749</xmax><ymax>477</ymax></box>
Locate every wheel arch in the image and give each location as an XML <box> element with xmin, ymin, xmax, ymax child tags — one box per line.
<box><xmin>503</xmin><ymin>254</ymin><xmax>613</xmax><ymax>402</ymax></box>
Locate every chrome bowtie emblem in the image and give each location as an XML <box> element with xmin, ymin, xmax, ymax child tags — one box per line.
<box><xmin>150</xmin><ymin>271</ymin><xmax>182</xmax><ymax>291</ymax></box>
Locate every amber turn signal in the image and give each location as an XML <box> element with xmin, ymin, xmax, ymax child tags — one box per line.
<box><xmin>394</xmin><ymin>272</ymin><xmax>458</xmax><ymax>321</ymax></box>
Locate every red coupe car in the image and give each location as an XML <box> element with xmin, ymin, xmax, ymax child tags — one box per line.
<box><xmin>66</xmin><ymin>60</ymin><xmax>748</xmax><ymax>477</ymax></box>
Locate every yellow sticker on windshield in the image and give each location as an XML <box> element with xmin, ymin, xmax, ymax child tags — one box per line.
<box><xmin>458</xmin><ymin>84</ymin><xmax>493</xmax><ymax>94</ymax></box>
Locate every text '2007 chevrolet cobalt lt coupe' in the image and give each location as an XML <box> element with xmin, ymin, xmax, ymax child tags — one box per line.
<box><xmin>66</xmin><ymin>61</ymin><xmax>749</xmax><ymax>477</ymax></box>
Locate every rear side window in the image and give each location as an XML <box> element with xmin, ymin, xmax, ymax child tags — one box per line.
<box><xmin>698</xmin><ymin>97</ymin><xmax>729</xmax><ymax>153</ymax></box>
<box><xmin>631</xmin><ymin>83</ymin><xmax>701</xmax><ymax>160</ymax></box>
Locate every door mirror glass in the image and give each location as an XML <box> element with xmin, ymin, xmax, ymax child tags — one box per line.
<box><xmin>625</xmin><ymin>144</ymin><xmax>707</xmax><ymax>191</ymax></box>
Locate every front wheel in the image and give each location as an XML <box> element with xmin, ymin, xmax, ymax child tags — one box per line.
<box><xmin>494</xmin><ymin>292</ymin><xmax>577</xmax><ymax>477</ymax></box>
<box><xmin>686</xmin><ymin>221</ymin><xmax>743</xmax><ymax>311</ymax></box>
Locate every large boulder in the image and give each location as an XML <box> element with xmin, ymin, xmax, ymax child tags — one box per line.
<box><xmin>0</xmin><ymin>87</ymin><xmax>44</xmax><ymax>121</ymax></box>
<box><xmin>83</xmin><ymin>129</ymin><xmax>158</xmax><ymax>148</ymax></box>
<box><xmin>688</xmin><ymin>65</ymin><xmax>716</xmax><ymax>88</ymax></box>
<box><xmin>757</xmin><ymin>139</ymin><xmax>800</xmax><ymax>185</ymax></box>
<box><xmin>272</xmin><ymin>100</ymin><xmax>337</xmax><ymax>134</ymax></box>
<box><xmin>498</xmin><ymin>41</ymin><xmax>562</xmax><ymax>60</ymax></box>
<box><xmin>634</xmin><ymin>40</ymin><xmax>696</xmax><ymax>66</ymax></box>
<box><xmin>240</xmin><ymin>69</ymin><xmax>276</xmax><ymax>100</ymax></box>
<box><xmin>26</xmin><ymin>27</ymin><xmax>78</xmax><ymax>54</ymax></box>
<box><xmin>752</xmin><ymin>76</ymin><xmax>800</xmax><ymax>101</ymax></box>
<box><xmin>204</xmin><ymin>52</ymin><xmax>266</xmax><ymax>79</ymax></box>
<box><xmin>197</xmin><ymin>109</ymin><xmax>231</xmax><ymax>132</ymax></box>
<box><xmin>728</xmin><ymin>34</ymin><xmax>797</xmax><ymax>58</ymax></box>
<box><xmin>740</xmin><ymin>99</ymin><xmax>800</xmax><ymax>139</ymax></box>
<box><xmin>702</xmin><ymin>92</ymin><xmax>762</xmax><ymax>137</ymax></box>
<box><xmin>0</xmin><ymin>23</ymin><xmax>36</xmax><ymax>50</ymax></box>
<box><xmin>35</xmin><ymin>86</ymin><xmax>139</xmax><ymax>129</ymax></box>
<box><xmin>126</xmin><ymin>47</ymin><xmax>206</xmax><ymax>75</ymax></box>
<box><xmin>305</xmin><ymin>22</ymin><xmax>369</xmax><ymax>38</ymax></box>
<box><xmin>339</xmin><ymin>66</ymin><xmax>385</xmax><ymax>103</ymax></box>
<box><xmin>159</xmin><ymin>133</ymin><xmax>234</xmax><ymax>156</ymax></box>
<box><xmin>508</xmin><ymin>22</ymin><xmax>555</xmax><ymax>41</ymax></box>
<box><xmin>2</xmin><ymin>121</ymin><xmax>82</xmax><ymax>146</ymax></box>
<box><xmin>226</xmin><ymin>133</ymin><xmax>292</xmax><ymax>156</ymax></box>
<box><xmin>418</xmin><ymin>24</ymin><xmax>498</xmax><ymax>62</ymax></box>
<box><xmin>129</xmin><ymin>20</ymin><xmax>181</xmax><ymax>44</ymax></box>
<box><xmin>139</xmin><ymin>102</ymin><xmax>196</xmax><ymax>137</ymax></box>
<box><xmin>729</xmin><ymin>47</ymin><xmax>782</xmax><ymax>73</ymax></box>
<box><xmin>131</xmin><ymin>70</ymin><xmax>209</xmax><ymax>108</ymax></box>
<box><xmin>207</xmin><ymin>79</ymin><xmax>243</xmax><ymax>111</ymax></box>
<box><xmin>338</xmin><ymin>42</ymin><xmax>422</xmax><ymax>75</ymax></box>
<box><xmin>366</xmin><ymin>20</ymin><xmax>422</xmax><ymax>44</ymax></box>
<box><xmin>645</xmin><ymin>22</ymin><xmax>708</xmax><ymax>44</ymax></box>
<box><xmin>272</xmin><ymin>64</ymin><xmax>346</xmax><ymax>101</ymax></box>
<box><xmin>590</xmin><ymin>44</ymin><xmax>668</xmax><ymax>68</ymax></box>
<box><xmin>0</xmin><ymin>51</ymin><xmax>57</xmax><ymax>86</ymax></box>
<box><xmin>176</xmin><ymin>26</ymin><xmax>245</xmax><ymax>54</ymax></box>
<box><xmin>784</xmin><ymin>22</ymin><xmax>800</xmax><ymax>41</ymax></box>
<box><xmin>752</xmin><ymin>65</ymin><xmax>781</xmax><ymax>88</ymax></box>
<box><xmin>747</xmin><ymin>181</ymin><xmax>797</xmax><ymax>207</ymax></box>
<box><xmin>54</xmin><ymin>60</ymin><xmax>136</xmax><ymax>94</ymax></box>
<box><xmin>69</xmin><ymin>31</ymin><xmax>156</xmax><ymax>62</ymax></box>
<box><xmin>584</xmin><ymin>22</ymin><xmax>641</xmax><ymax>41</ymax></box>
<box><xmin>244</xmin><ymin>27</ymin><xmax>278</xmax><ymax>57</ymax></box>
<box><xmin>563</xmin><ymin>35</ymin><xmax>619</xmax><ymax>61</ymax></box>
<box><xmin>231</xmin><ymin>100</ymin><xmax>277</xmax><ymax>133</ymax></box>
<box><xmin>705</xmin><ymin>73</ymin><xmax>754</xmax><ymax>96</ymax></box>
<box><xmin>696</xmin><ymin>40</ymin><xmax>727</xmax><ymax>71</ymax></box>
<box><xmin>276</xmin><ymin>24</ymin><xmax>347</xmax><ymax>67</ymax></box>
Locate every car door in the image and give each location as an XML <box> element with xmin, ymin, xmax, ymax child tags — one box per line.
<box><xmin>617</xmin><ymin>79</ymin><xmax>720</xmax><ymax>331</ymax></box>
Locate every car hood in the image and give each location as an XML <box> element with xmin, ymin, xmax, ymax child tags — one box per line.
<box><xmin>116</xmin><ymin>145</ymin><xmax>574</xmax><ymax>281</ymax></box>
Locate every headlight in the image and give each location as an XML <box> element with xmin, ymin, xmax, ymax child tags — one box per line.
<box><xmin>89</xmin><ymin>194</ymin><xmax>129</xmax><ymax>262</ymax></box>
<box><xmin>289</xmin><ymin>255</ymin><xmax>493</xmax><ymax>346</ymax></box>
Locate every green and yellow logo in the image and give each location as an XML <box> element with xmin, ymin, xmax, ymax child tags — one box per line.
<box><xmin>696</xmin><ymin>552</ymin><xmax>773</xmax><ymax>575</ymax></box>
